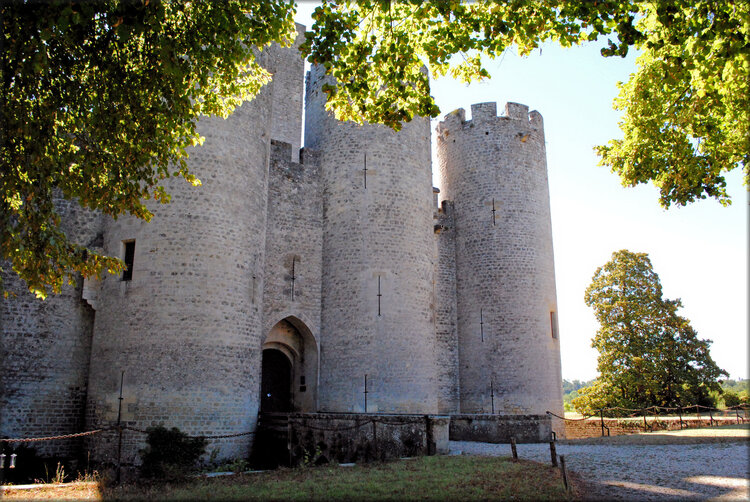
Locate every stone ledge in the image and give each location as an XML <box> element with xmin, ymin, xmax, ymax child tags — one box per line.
<box><xmin>287</xmin><ymin>413</ymin><xmax>450</xmax><ymax>465</ymax></box>
<box><xmin>449</xmin><ymin>414</ymin><xmax>552</xmax><ymax>443</ymax></box>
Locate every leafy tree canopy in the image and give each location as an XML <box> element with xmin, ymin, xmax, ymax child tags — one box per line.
<box><xmin>2</xmin><ymin>0</ymin><xmax>296</xmax><ymax>297</ymax></box>
<box><xmin>573</xmin><ymin>250</ymin><xmax>727</xmax><ymax>414</ymax></box>
<box><xmin>3</xmin><ymin>0</ymin><xmax>748</xmax><ymax>297</ymax></box>
<box><xmin>594</xmin><ymin>2</ymin><xmax>750</xmax><ymax>208</ymax></box>
<box><xmin>305</xmin><ymin>0</ymin><xmax>748</xmax><ymax>207</ymax></box>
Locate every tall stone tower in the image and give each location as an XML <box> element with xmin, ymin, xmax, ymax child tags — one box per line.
<box><xmin>436</xmin><ymin>102</ymin><xmax>563</xmax><ymax>422</ymax></box>
<box><xmin>305</xmin><ymin>65</ymin><xmax>438</xmax><ymax>413</ymax></box>
<box><xmin>84</xmin><ymin>65</ymin><xmax>274</xmax><ymax>466</ymax></box>
<box><xmin>0</xmin><ymin>197</ymin><xmax>101</xmax><ymax>459</ymax></box>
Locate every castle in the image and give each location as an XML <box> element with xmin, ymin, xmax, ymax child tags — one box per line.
<box><xmin>1</xmin><ymin>28</ymin><xmax>563</xmax><ymax>465</ymax></box>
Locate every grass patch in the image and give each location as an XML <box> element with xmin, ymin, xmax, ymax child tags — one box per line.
<box><xmin>3</xmin><ymin>456</ymin><xmax>577</xmax><ymax>501</ymax></box>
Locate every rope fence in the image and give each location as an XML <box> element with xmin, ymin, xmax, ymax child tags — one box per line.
<box><xmin>298</xmin><ymin>417</ymin><xmax>427</xmax><ymax>433</ymax></box>
<box><xmin>0</xmin><ymin>426</ymin><xmax>258</xmax><ymax>445</ymax></box>
<box><xmin>547</xmin><ymin>403</ymin><xmax>749</xmax><ymax>437</ymax></box>
<box><xmin>0</xmin><ymin>428</ymin><xmax>113</xmax><ymax>444</ymax></box>
<box><xmin>0</xmin><ymin>414</ymin><xmax>431</xmax><ymax>446</ymax></box>
<box><xmin>4</xmin><ymin>403</ymin><xmax>746</xmax><ymax>444</ymax></box>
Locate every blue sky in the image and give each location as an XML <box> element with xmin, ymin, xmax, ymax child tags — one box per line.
<box><xmin>295</xmin><ymin>5</ymin><xmax>748</xmax><ymax>381</ymax></box>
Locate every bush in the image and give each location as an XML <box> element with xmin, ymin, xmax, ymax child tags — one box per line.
<box><xmin>139</xmin><ymin>426</ymin><xmax>206</xmax><ymax>480</ymax></box>
<box><xmin>571</xmin><ymin>380</ymin><xmax>614</xmax><ymax>416</ymax></box>
<box><xmin>723</xmin><ymin>390</ymin><xmax>741</xmax><ymax>408</ymax></box>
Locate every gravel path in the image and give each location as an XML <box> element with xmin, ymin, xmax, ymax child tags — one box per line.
<box><xmin>450</xmin><ymin>440</ymin><xmax>750</xmax><ymax>501</ymax></box>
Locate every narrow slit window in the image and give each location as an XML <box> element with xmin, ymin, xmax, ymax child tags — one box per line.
<box><xmin>122</xmin><ymin>240</ymin><xmax>135</xmax><ymax>281</ymax></box>
<box><xmin>550</xmin><ymin>311</ymin><xmax>559</xmax><ymax>339</ymax></box>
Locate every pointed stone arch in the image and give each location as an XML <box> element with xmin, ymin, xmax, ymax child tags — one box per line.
<box><xmin>262</xmin><ymin>316</ymin><xmax>318</xmax><ymax>412</ymax></box>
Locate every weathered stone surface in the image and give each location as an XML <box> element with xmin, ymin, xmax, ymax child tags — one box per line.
<box><xmin>305</xmin><ymin>65</ymin><xmax>439</xmax><ymax>414</ymax></box>
<box><xmin>437</xmin><ymin>103</ymin><xmax>565</xmax><ymax>436</ymax></box>
<box><xmin>1</xmin><ymin>196</ymin><xmax>101</xmax><ymax>459</ymax></box>
<box><xmin>1</xmin><ymin>35</ymin><xmax>564</xmax><ymax>466</ymax></box>
<box><xmin>449</xmin><ymin>414</ymin><xmax>553</xmax><ymax>443</ymax></box>
<box><xmin>288</xmin><ymin>413</ymin><xmax>450</xmax><ymax>465</ymax></box>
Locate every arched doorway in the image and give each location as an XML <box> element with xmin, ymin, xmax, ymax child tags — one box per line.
<box><xmin>260</xmin><ymin>349</ymin><xmax>292</xmax><ymax>412</ymax></box>
<box><xmin>261</xmin><ymin>317</ymin><xmax>318</xmax><ymax>412</ymax></box>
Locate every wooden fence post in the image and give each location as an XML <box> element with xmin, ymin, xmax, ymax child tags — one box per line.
<box><xmin>549</xmin><ymin>441</ymin><xmax>557</xmax><ymax>467</ymax></box>
<box><xmin>510</xmin><ymin>437</ymin><xmax>518</xmax><ymax>460</ymax></box>
<box><xmin>559</xmin><ymin>455</ymin><xmax>569</xmax><ymax>492</ymax></box>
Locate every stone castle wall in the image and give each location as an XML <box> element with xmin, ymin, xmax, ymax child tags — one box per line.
<box><xmin>437</xmin><ymin>103</ymin><xmax>563</xmax><ymax>428</ymax></box>
<box><xmin>434</xmin><ymin>199</ymin><xmax>460</xmax><ymax>414</ymax></box>
<box><xmin>0</xmin><ymin>197</ymin><xmax>102</xmax><ymax>458</ymax></box>
<box><xmin>84</xmin><ymin>84</ymin><xmax>273</xmax><ymax>465</ymax></box>
<box><xmin>262</xmin><ymin>140</ymin><xmax>323</xmax><ymax>411</ymax></box>
<box><xmin>263</xmin><ymin>141</ymin><xmax>322</xmax><ymax>337</ymax></box>
<box><xmin>266</xmin><ymin>24</ymin><xmax>305</xmax><ymax>162</ymax></box>
<box><xmin>1</xmin><ymin>36</ymin><xmax>565</xmax><ymax>462</ymax></box>
<box><xmin>305</xmin><ymin>65</ymin><xmax>439</xmax><ymax>414</ymax></box>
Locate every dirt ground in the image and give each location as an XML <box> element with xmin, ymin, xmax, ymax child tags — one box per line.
<box><xmin>454</xmin><ymin>424</ymin><xmax>750</xmax><ymax>501</ymax></box>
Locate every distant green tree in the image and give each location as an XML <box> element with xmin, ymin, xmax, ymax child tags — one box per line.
<box><xmin>571</xmin><ymin>380</ymin><xmax>613</xmax><ymax>415</ymax></box>
<box><xmin>562</xmin><ymin>379</ymin><xmax>596</xmax><ymax>411</ymax></box>
<box><xmin>720</xmin><ymin>378</ymin><xmax>750</xmax><ymax>395</ymax></box>
<box><xmin>573</xmin><ymin>250</ymin><xmax>727</xmax><ymax>415</ymax></box>
<box><xmin>722</xmin><ymin>391</ymin><xmax>741</xmax><ymax>408</ymax></box>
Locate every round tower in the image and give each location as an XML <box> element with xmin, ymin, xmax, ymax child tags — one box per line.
<box><xmin>85</xmin><ymin>83</ymin><xmax>273</xmax><ymax>464</ymax></box>
<box><xmin>436</xmin><ymin>102</ymin><xmax>563</xmax><ymax>422</ymax></box>
<box><xmin>1</xmin><ymin>198</ymin><xmax>101</xmax><ymax>459</ymax></box>
<box><xmin>305</xmin><ymin>66</ymin><xmax>438</xmax><ymax>413</ymax></box>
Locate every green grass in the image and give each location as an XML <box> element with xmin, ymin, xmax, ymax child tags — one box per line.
<box><xmin>89</xmin><ymin>456</ymin><xmax>574</xmax><ymax>501</ymax></box>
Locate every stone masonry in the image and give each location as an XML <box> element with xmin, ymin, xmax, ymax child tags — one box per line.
<box><xmin>1</xmin><ymin>24</ymin><xmax>563</xmax><ymax>465</ymax></box>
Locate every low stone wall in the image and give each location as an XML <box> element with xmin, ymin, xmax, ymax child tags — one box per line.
<box><xmin>449</xmin><ymin>414</ymin><xmax>552</xmax><ymax>443</ymax></box>
<box><xmin>564</xmin><ymin>416</ymin><xmax>743</xmax><ymax>439</ymax></box>
<box><xmin>288</xmin><ymin>413</ymin><xmax>450</xmax><ymax>466</ymax></box>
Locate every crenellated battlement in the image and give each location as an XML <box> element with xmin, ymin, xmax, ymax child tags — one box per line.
<box><xmin>270</xmin><ymin>139</ymin><xmax>294</xmax><ymax>162</ymax></box>
<box><xmin>471</xmin><ymin>102</ymin><xmax>498</xmax><ymax>123</ymax></box>
<box><xmin>437</xmin><ymin>101</ymin><xmax>544</xmax><ymax>139</ymax></box>
<box><xmin>270</xmin><ymin>139</ymin><xmax>319</xmax><ymax>169</ymax></box>
<box><xmin>435</xmin><ymin>95</ymin><xmax>561</xmax><ymax>423</ymax></box>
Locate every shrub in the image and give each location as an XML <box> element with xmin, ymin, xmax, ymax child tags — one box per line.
<box><xmin>723</xmin><ymin>390</ymin><xmax>741</xmax><ymax>408</ymax></box>
<box><xmin>139</xmin><ymin>426</ymin><xmax>206</xmax><ymax>480</ymax></box>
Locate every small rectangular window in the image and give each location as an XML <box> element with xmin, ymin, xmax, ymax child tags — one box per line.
<box><xmin>550</xmin><ymin>311</ymin><xmax>559</xmax><ymax>339</ymax></box>
<box><xmin>122</xmin><ymin>240</ymin><xmax>135</xmax><ymax>281</ymax></box>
